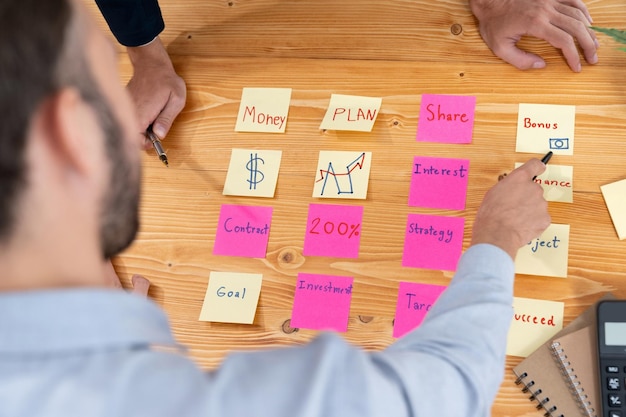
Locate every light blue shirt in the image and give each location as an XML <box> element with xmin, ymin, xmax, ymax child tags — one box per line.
<box><xmin>0</xmin><ymin>244</ymin><xmax>514</xmax><ymax>417</ymax></box>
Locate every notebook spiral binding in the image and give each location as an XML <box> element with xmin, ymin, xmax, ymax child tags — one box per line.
<box><xmin>514</xmin><ymin>371</ymin><xmax>564</xmax><ymax>417</ymax></box>
<box><xmin>551</xmin><ymin>341</ymin><xmax>597</xmax><ymax>417</ymax></box>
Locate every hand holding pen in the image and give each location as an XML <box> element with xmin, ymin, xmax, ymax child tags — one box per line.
<box><xmin>145</xmin><ymin>125</ymin><xmax>169</xmax><ymax>167</ymax></box>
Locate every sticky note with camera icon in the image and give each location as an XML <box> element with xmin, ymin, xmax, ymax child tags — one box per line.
<box><xmin>515</xmin><ymin>103</ymin><xmax>575</xmax><ymax>156</ymax></box>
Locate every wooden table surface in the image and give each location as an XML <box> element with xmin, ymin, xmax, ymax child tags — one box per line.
<box><xmin>85</xmin><ymin>1</ymin><xmax>626</xmax><ymax>415</ymax></box>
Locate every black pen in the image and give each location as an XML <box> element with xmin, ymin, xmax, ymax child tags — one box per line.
<box><xmin>533</xmin><ymin>151</ymin><xmax>553</xmax><ymax>180</ymax></box>
<box><xmin>146</xmin><ymin>126</ymin><xmax>168</xmax><ymax>167</ymax></box>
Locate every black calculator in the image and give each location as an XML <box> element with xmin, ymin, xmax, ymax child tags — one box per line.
<box><xmin>598</xmin><ymin>301</ymin><xmax>626</xmax><ymax>417</ymax></box>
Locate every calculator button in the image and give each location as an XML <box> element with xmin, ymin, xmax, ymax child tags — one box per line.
<box><xmin>609</xmin><ymin>411</ymin><xmax>622</xmax><ymax>417</ymax></box>
<box><xmin>608</xmin><ymin>394</ymin><xmax>623</xmax><ymax>407</ymax></box>
<box><xmin>607</xmin><ymin>366</ymin><xmax>620</xmax><ymax>373</ymax></box>
<box><xmin>608</xmin><ymin>377</ymin><xmax>621</xmax><ymax>390</ymax></box>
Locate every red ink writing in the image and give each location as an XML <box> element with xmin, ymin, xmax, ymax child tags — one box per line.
<box><xmin>332</xmin><ymin>108</ymin><xmax>377</xmax><ymax>122</ymax></box>
<box><xmin>425</xmin><ymin>103</ymin><xmax>469</xmax><ymax>123</ymax></box>
<box><xmin>523</xmin><ymin>117</ymin><xmax>558</xmax><ymax>130</ymax></box>
<box><xmin>514</xmin><ymin>313</ymin><xmax>556</xmax><ymax>326</ymax></box>
<box><xmin>243</xmin><ymin>106</ymin><xmax>286</xmax><ymax>129</ymax></box>
<box><xmin>309</xmin><ymin>218</ymin><xmax>360</xmax><ymax>239</ymax></box>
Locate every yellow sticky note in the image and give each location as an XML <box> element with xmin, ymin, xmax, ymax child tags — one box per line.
<box><xmin>313</xmin><ymin>151</ymin><xmax>372</xmax><ymax>199</ymax></box>
<box><xmin>515</xmin><ymin>163</ymin><xmax>573</xmax><ymax>203</ymax></box>
<box><xmin>516</xmin><ymin>103</ymin><xmax>575</xmax><ymax>155</ymax></box>
<box><xmin>601</xmin><ymin>178</ymin><xmax>626</xmax><ymax>240</ymax></box>
<box><xmin>223</xmin><ymin>149</ymin><xmax>282</xmax><ymax>198</ymax></box>
<box><xmin>319</xmin><ymin>94</ymin><xmax>382</xmax><ymax>132</ymax></box>
<box><xmin>235</xmin><ymin>88</ymin><xmax>292</xmax><ymax>133</ymax></box>
<box><xmin>199</xmin><ymin>272</ymin><xmax>263</xmax><ymax>324</ymax></box>
<box><xmin>506</xmin><ymin>297</ymin><xmax>564</xmax><ymax>357</ymax></box>
<box><xmin>515</xmin><ymin>223</ymin><xmax>570</xmax><ymax>278</ymax></box>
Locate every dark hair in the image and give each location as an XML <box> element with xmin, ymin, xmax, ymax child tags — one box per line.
<box><xmin>0</xmin><ymin>0</ymin><xmax>73</xmax><ymax>240</ymax></box>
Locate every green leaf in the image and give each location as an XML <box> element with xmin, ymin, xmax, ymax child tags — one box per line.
<box><xmin>591</xmin><ymin>26</ymin><xmax>626</xmax><ymax>45</ymax></box>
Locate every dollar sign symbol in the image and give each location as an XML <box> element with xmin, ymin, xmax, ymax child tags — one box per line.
<box><xmin>246</xmin><ymin>153</ymin><xmax>265</xmax><ymax>190</ymax></box>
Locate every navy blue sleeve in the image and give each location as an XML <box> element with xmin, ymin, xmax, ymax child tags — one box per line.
<box><xmin>95</xmin><ymin>0</ymin><xmax>165</xmax><ymax>47</ymax></box>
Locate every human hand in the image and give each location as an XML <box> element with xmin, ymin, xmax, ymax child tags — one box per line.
<box><xmin>469</xmin><ymin>0</ymin><xmax>599</xmax><ymax>72</ymax></box>
<box><xmin>471</xmin><ymin>159</ymin><xmax>551</xmax><ymax>259</ymax></box>
<box><xmin>104</xmin><ymin>261</ymin><xmax>151</xmax><ymax>297</ymax></box>
<box><xmin>126</xmin><ymin>37</ymin><xmax>187</xmax><ymax>150</ymax></box>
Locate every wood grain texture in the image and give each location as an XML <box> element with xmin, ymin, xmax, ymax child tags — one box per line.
<box><xmin>84</xmin><ymin>1</ymin><xmax>626</xmax><ymax>416</ymax></box>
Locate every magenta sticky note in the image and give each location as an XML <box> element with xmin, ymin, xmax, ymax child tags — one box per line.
<box><xmin>417</xmin><ymin>94</ymin><xmax>476</xmax><ymax>143</ymax></box>
<box><xmin>393</xmin><ymin>282</ymin><xmax>447</xmax><ymax>338</ymax></box>
<box><xmin>291</xmin><ymin>273</ymin><xmax>353</xmax><ymax>332</ymax></box>
<box><xmin>409</xmin><ymin>156</ymin><xmax>470</xmax><ymax>210</ymax></box>
<box><xmin>213</xmin><ymin>204</ymin><xmax>273</xmax><ymax>258</ymax></box>
<box><xmin>303</xmin><ymin>203</ymin><xmax>363</xmax><ymax>258</ymax></box>
<box><xmin>402</xmin><ymin>214</ymin><xmax>465</xmax><ymax>271</ymax></box>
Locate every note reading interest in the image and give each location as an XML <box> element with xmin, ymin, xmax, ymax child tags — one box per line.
<box><xmin>416</xmin><ymin>94</ymin><xmax>476</xmax><ymax>143</ymax></box>
<box><xmin>409</xmin><ymin>156</ymin><xmax>470</xmax><ymax>210</ymax></box>
<box><xmin>199</xmin><ymin>271</ymin><xmax>263</xmax><ymax>324</ymax></box>
<box><xmin>291</xmin><ymin>273</ymin><xmax>354</xmax><ymax>332</ymax></box>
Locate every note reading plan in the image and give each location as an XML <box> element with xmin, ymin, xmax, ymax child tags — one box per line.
<box><xmin>319</xmin><ymin>94</ymin><xmax>382</xmax><ymax>132</ymax></box>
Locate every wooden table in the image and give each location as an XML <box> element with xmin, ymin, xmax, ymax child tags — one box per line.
<box><xmin>86</xmin><ymin>1</ymin><xmax>626</xmax><ymax>415</ymax></box>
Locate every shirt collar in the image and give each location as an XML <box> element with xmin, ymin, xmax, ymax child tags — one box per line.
<box><xmin>0</xmin><ymin>289</ymin><xmax>178</xmax><ymax>354</ymax></box>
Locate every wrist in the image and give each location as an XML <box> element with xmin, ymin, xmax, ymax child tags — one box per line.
<box><xmin>126</xmin><ymin>37</ymin><xmax>173</xmax><ymax>70</ymax></box>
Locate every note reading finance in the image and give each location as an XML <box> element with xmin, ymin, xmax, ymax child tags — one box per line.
<box><xmin>515</xmin><ymin>223</ymin><xmax>570</xmax><ymax>278</ymax></box>
<box><xmin>409</xmin><ymin>156</ymin><xmax>470</xmax><ymax>210</ymax></box>
<box><xmin>402</xmin><ymin>214</ymin><xmax>465</xmax><ymax>271</ymax></box>
<box><xmin>601</xmin><ymin>178</ymin><xmax>626</xmax><ymax>240</ymax></box>
<box><xmin>516</xmin><ymin>103</ymin><xmax>575</xmax><ymax>155</ymax></box>
<box><xmin>199</xmin><ymin>272</ymin><xmax>263</xmax><ymax>324</ymax></box>
<box><xmin>393</xmin><ymin>282</ymin><xmax>447</xmax><ymax>338</ymax></box>
<box><xmin>291</xmin><ymin>273</ymin><xmax>354</xmax><ymax>332</ymax></box>
<box><xmin>416</xmin><ymin>94</ymin><xmax>476</xmax><ymax>143</ymax></box>
<box><xmin>506</xmin><ymin>297</ymin><xmax>564</xmax><ymax>357</ymax></box>
<box><xmin>213</xmin><ymin>204</ymin><xmax>273</xmax><ymax>258</ymax></box>
<box><xmin>515</xmin><ymin>162</ymin><xmax>573</xmax><ymax>203</ymax></box>
<box><xmin>313</xmin><ymin>151</ymin><xmax>372</xmax><ymax>199</ymax></box>
<box><xmin>223</xmin><ymin>149</ymin><xmax>282</xmax><ymax>198</ymax></box>
<box><xmin>235</xmin><ymin>87</ymin><xmax>292</xmax><ymax>133</ymax></box>
<box><xmin>319</xmin><ymin>94</ymin><xmax>382</xmax><ymax>132</ymax></box>
<box><xmin>303</xmin><ymin>203</ymin><xmax>363</xmax><ymax>258</ymax></box>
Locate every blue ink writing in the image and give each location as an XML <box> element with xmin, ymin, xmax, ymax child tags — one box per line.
<box><xmin>224</xmin><ymin>218</ymin><xmax>269</xmax><ymax>235</ymax></box>
<box><xmin>405</xmin><ymin>293</ymin><xmax>433</xmax><ymax>311</ymax></box>
<box><xmin>217</xmin><ymin>286</ymin><xmax>246</xmax><ymax>299</ymax></box>
<box><xmin>407</xmin><ymin>223</ymin><xmax>453</xmax><ymax>243</ymax></box>
<box><xmin>528</xmin><ymin>236</ymin><xmax>560</xmax><ymax>253</ymax></box>
<box><xmin>414</xmin><ymin>163</ymin><xmax>467</xmax><ymax>177</ymax></box>
<box><xmin>297</xmin><ymin>280</ymin><xmax>353</xmax><ymax>295</ymax></box>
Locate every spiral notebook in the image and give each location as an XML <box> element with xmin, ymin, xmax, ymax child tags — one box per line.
<box><xmin>512</xmin><ymin>297</ymin><xmax>608</xmax><ymax>417</ymax></box>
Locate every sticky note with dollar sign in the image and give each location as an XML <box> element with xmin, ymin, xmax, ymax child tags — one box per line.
<box><xmin>223</xmin><ymin>149</ymin><xmax>282</xmax><ymax>198</ymax></box>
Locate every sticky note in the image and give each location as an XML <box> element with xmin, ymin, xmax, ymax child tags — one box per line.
<box><xmin>409</xmin><ymin>156</ymin><xmax>470</xmax><ymax>210</ymax></box>
<box><xmin>516</xmin><ymin>103</ymin><xmax>575</xmax><ymax>155</ymax></box>
<box><xmin>402</xmin><ymin>214</ymin><xmax>465</xmax><ymax>271</ymax></box>
<box><xmin>601</xmin><ymin>178</ymin><xmax>626</xmax><ymax>240</ymax></box>
<box><xmin>199</xmin><ymin>272</ymin><xmax>263</xmax><ymax>324</ymax></box>
<box><xmin>313</xmin><ymin>151</ymin><xmax>372</xmax><ymax>199</ymax></box>
<box><xmin>516</xmin><ymin>163</ymin><xmax>573</xmax><ymax>203</ymax></box>
<box><xmin>506</xmin><ymin>297</ymin><xmax>564</xmax><ymax>357</ymax></box>
<box><xmin>515</xmin><ymin>223</ymin><xmax>570</xmax><ymax>278</ymax></box>
<box><xmin>393</xmin><ymin>282</ymin><xmax>447</xmax><ymax>338</ymax></box>
<box><xmin>303</xmin><ymin>203</ymin><xmax>363</xmax><ymax>258</ymax></box>
<box><xmin>416</xmin><ymin>94</ymin><xmax>476</xmax><ymax>143</ymax></box>
<box><xmin>291</xmin><ymin>273</ymin><xmax>353</xmax><ymax>332</ymax></box>
<box><xmin>223</xmin><ymin>149</ymin><xmax>282</xmax><ymax>198</ymax></box>
<box><xmin>213</xmin><ymin>205</ymin><xmax>273</xmax><ymax>258</ymax></box>
<box><xmin>319</xmin><ymin>94</ymin><xmax>382</xmax><ymax>132</ymax></box>
<box><xmin>235</xmin><ymin>87</ymin><xmax>292</xmax><ymax>133</ymax></box>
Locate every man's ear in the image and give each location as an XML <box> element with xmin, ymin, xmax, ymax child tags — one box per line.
<box><xmin>40</xmin><ymin>87</ymin><xmax>96</xmax><ymax>176</ymax></box>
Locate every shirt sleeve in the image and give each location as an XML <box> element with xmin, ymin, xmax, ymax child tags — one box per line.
<box><xmin>171</xmin><ymin>243</ymin><xmax>515</xmax><ymax>417</ymax></box>
<box><xmin>94</xmin><ymin>0</ymin><xmax>165</xmax><ymax>47</ymax></box>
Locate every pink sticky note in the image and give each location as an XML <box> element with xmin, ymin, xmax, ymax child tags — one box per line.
<box><xmin>417</xmin><ymin>94</ymin><xmax>476</xmax><ymax>143</ymax></box>
<box><xmin>393</xmin><ymin>282</ymin><xmax>447</xmax><ymax>338</ymax></box>
<box><xmin>213</xmin><ymin>204</ymin><xmax>273</xmax><ymax>258</ymax></box>
<box><xmin>303</xmin><ymin>204</ymin><xmax>363</xmax><ymax>258</ymax></box>
<box><xmin>409</xmin><ymin>156</ymin><xmax>469</xmax><ymax>210</ymax></box>
<box><xmin>402</xmin><ymin>214</ymin><xmax>465</xmax><ymax>271</ymax></box>
<box><xmin>291</xmin><ymin>273</ymin><xmax>353</xmax><ymax>332</ymax></box>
